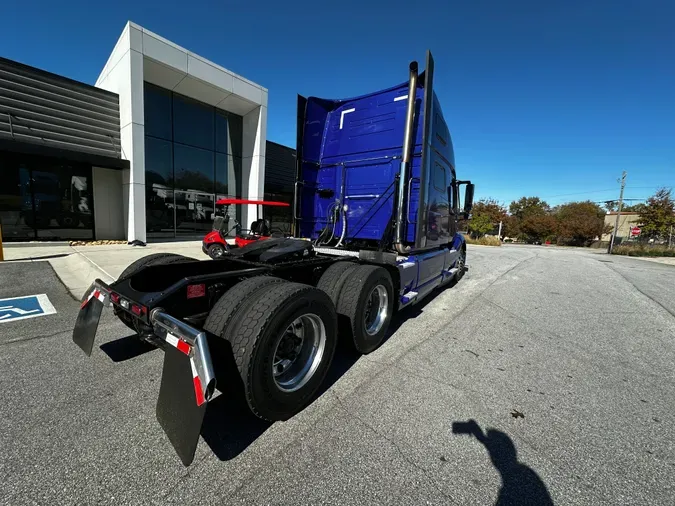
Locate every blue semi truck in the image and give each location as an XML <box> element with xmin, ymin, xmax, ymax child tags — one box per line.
<box><xmin>73</xmin><ymin>51</ymin><xmax>474</xmax><ymax>466</ymax></box>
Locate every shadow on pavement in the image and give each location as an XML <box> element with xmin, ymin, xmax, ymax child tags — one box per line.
<box><xmin>452</xmin><ymin>420</ymin><xmax>554</xmax><ymax>505</ymax></box>
<box><xmin>200</xmin><ymin>390</ymin><xmax>273</xmax><ymax>461</ymax></box>
<box><xmin>100</xmin><ymin>334</ymin><xmax>157</xmax><ymax>362</ymax></box>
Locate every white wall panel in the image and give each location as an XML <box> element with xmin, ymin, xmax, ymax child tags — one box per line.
<box><xmin>142</xmin><ymin>33</ymin><xmax>188</xmax><ymax>73</ymax></box>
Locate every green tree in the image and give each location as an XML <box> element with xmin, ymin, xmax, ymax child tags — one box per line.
<box><xmin>555</xmin><ymin>201</ymin><xmax>608</xmax><ymax>246</ymax></box>
<box><xmin>503</xmin><ymin>215</ymin><xmax>521</xmax><ymax>238</ymax></box>
<box><xmin>638</xmin><ymin>188</ymin><xmax>675</xmax><ymax>241</ymax></box>
<box><xmin>520</xmin><ymin>214</ymin><xmax>558</xmax><ymax>243</ymax></box>
<box><xmin>622</xmin><ymin>202</ymin><xmax>647</xmax><ymax>213</ymax></box>
<box><xmin>507</xmin><ymin>197</ymin><xmax>554</xmax><ymax>243</ymax></box>
<box><xmin>605</xmin><ymin>201</ymin><xmax>646</xmax><ymax>213</ymax></box>
<box><xmin>509</xmin><ymin>197</ymin><xmax>550</xmax><ymax>219</ymax></box>
<box><xmin>468</xmin><ymin>213</ymin><xmax>494</xmax><ymax>239</ymax></box>
<box><xmin>471</xmin><ymin>198</ymin><xmax>508</xmax><ymax>225</ymax></box>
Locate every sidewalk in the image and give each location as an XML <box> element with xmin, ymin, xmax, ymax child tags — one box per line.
<box><xmin>2</xmin><ymin>241</ymin><xmax>209</xmax><ymax>298</ymax></box>
<box><xmin>627</xmin><ymin>256</ymin><xmax>675</xmax><ymax>267</ymax></box>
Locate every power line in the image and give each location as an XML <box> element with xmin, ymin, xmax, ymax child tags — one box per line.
<box><xmin>492</xmin><ymin>185</ymin><xmax>673</xmax><ymax>202</ymax></box>
<box><xmin>539</xmin><ymin>189</ymin><xmax>616</xmax><ymax>198</ymax></box>
<box><xmin>593</xmin><ymin>198</ymin><xmax>646</xmax><ymax>203</ymax></box>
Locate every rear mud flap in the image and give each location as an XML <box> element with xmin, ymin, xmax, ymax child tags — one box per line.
<box><xmin>156</xmin><ymin>344</ymin><xmax>208</xmax><ymax>466</ymax></box>
<box><xmin>73</xmin><ymin>283</ymin><xmax>109</xmax><ymax>356</ymax></box>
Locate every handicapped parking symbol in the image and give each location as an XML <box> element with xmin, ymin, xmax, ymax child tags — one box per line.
<box><xmin>0</xmin><ymin>294</ymin><xmax>56</xmax><ymax>323</ymax></box>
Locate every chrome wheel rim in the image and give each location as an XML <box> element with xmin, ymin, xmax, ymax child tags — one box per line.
<box><xmin>272</xmin><ymin>313</ymin><xmax>326</xmax><ymax>392</ymax></box>
<box><xmin>364</xmin><ymin>285</ymin><xmax>389</xmax><ymax>336</ymax></box>
<box><xmin>211</xmin><ymin>245</ymin><xmax>224</xmax><ymax>257</ymax></box>
<box><xmin>456</xmin><ymin>250</ymin><xmax>465</xmax><ymax>273</ymax></box>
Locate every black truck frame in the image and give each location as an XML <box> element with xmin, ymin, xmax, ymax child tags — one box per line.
<box><xmin>75</xmin><ymin>239</ymin><xmax>370</xmax><ymax>465</ymax></box>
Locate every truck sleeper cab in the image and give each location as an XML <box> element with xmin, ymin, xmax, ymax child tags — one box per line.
<box><xmin>72</xmin><ymin>51</ymin><xmax>473</xmax><ymax>467</ymax></box>
<box><xmin>295</xmin><ymin>51</ymin><xmax>474</xmax><ymax>306</ymax></box>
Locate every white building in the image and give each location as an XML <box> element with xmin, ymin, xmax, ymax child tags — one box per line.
<box><xmin>95</xmin><ymin>21</ymin><xmax>268</xmax><ymax>243</ymax></box>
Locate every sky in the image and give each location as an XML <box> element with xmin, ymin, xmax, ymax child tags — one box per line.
<box><xmin>2</xmin><ymin>0</ymin><xmax>673</xmax><ymax>208</ymax></box>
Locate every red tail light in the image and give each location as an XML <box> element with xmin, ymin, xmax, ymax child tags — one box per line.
<box><xmin>187</xmin><ymin>284</ymin><xmax>206</xmax><ymax>299</ymax></box>
<box><xmin>131</xmin><ymin>304</ymin><xmax>146</xmax><ymax>316</ymax></box>
<box><xmin>110</xmin><ymin>292</ymin><xmax>120</xmax><ymax>304</ymax></box>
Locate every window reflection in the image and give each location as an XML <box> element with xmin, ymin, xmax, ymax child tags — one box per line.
<box><xmin>145</xmin><ymin>136</ymin><xmax>173</xmax><ymax>187</ymax></box>
<box><xmin>216</xmin><ymin>111</ymin><xmax>243</xmax><ymax>157</ymax></box>
<box><xmin>0</xmin><ymin>152</ymin><xmax>93</xmax><ymax>241</ymax></box>
<box><xmin>173</xmin><ymin>94</ymin><xmax>214</xmax><ymax>151</ymax></box>
<box><xmin>216</xmin><ymin>153</ymin><xmax>242</xmax><ymax>196</ymax></box>
<box><xmin>143</xmin><ymin>82</ymin><xmax>243</xmax><ymax>238</ymax></box>
<box><xmin>174</xmin><ymin>144</ymin><xmax>214</xmax><ymax>193</ymax></box>
<box><xmin>144</xmin><ymin>83</ymin><xmax>172</xmax><ymax>141</ymax></box>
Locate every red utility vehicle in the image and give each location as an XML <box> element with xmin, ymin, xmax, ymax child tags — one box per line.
<box><xmin>202</xmin><ymin>198</ymin><xmax>290</xmax><ymax>259</ymax></box>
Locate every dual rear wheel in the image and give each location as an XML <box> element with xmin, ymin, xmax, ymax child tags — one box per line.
<box><xmin>203</xmin><ymin>262</ymin><xmax>395</xmax><ymax>422</ymax></box>
<box><xmin>204</xmin><ymin>277</ymin><xmax>338</xmax><ymax>421</ymax></box>
<box><xmin>318</xmin><ymin>261</ymin><xmax>395</xmax><ymax>354</ymax></box>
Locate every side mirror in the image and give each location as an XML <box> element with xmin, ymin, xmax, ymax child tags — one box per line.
<box><xmin>463</xmin><ymin>183</ymin><xmax>475</xmax><ymax>218</ymax></box>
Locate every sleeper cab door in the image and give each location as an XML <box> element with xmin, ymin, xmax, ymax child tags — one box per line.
<box><xmin>414</xmin><ymin>159</ymin><xmax>451</xmax><ymax>295</ymax></box>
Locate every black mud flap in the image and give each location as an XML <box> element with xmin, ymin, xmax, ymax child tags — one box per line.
<box><xmin>73</xmin><ymin>283</ymin><xmax>109</xmax><ymax>356</ymax></box>
<box><xmin>156</xmin><ymin>344</ymin><xmax>207</xmax><ymax>466</ymax></box>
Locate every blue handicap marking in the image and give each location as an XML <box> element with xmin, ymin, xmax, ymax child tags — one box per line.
<box><xmin>0</xmin><ymin>294</ymin><xmax>57</xmax><ymax>323</ymax></box>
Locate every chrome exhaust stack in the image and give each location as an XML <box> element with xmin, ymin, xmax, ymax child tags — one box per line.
<box><xmin>394</xmin><ymin>61</ymin><xmax>418</xmax><ymax>254</ymax></box>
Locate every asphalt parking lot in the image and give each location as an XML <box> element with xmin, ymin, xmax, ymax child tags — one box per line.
<box><xmin>1</xmin><ymin>245</ymin><xmax>674</xmax><ymax>505</ymax></box>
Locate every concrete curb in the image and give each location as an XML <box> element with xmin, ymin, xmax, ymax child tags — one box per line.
<box><xmin>49</xmin><ymin>250</ymin><xmax>115</xmax><ymax>299</ymax></box>
<box><xmin>2</xmin><ymin>241</ymin><xmax>70</xmax><ymax>248</ymax></box>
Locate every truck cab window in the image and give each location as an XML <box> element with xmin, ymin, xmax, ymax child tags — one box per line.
<box><xmin>433</xmin><ymin>162</ymin><xmax>446</xmax><ymax>192</ymax></box>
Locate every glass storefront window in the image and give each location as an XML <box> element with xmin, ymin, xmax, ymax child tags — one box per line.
<box><xmin>145</xmin><ymin>136</ymin><xmax>174</xmax><ymax>188</ymax></box>
<box><xmin>174</xmin><ymin>144</ymin><xmax>214</xmax><ymax>193</ymax></box>
<box><xmin>143</xmin><ymin>82</ymin><xmax>243</xmax><ymax>239</ymax></box>
<box><xmin>173</xmin><ymin>94</ymin><xmax>214</xmax><ymax>151</ymax></box>
<box><xmin>144</xmin><ymin>83</ymin><xmax>173</xmax><ymax>141</ymax></box>
<box><xmin>215</xmin><ymin>153</ymin><xmax>242</xmax><ymax>196</ymax></box>
<box><xmin>145</xmin><ymin>137</ymin><xmax>175</xmax><ymax>239</ymax></box>
<box><xmin>0</xmin><ymin>151</ymin><xmax>94</xmax><ymax>242</ymax></box>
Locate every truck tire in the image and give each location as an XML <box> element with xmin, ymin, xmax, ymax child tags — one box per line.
<box><xmin>316</xmin><ymin>260</ymin><xmax>358</xmax><ymax>306</ymax></box>
<box><xmin>114</xmin><ymin>253</ymin><xmax>190</xmax><ymax>333</ymax></box>
<box><xmin>225</xmin><ymin>283</ymin><xmax>338</xmax><ymax>421</ymax></box>
<box><xmin>203</xmin><ymin>275</ymin><xmax>286</xmax><ymax>337</ymax></box>
<box><xmin>336</xmin><ymin>265</ymin><xmax>394</xmax><ymax>354</ymax></box>
<box><xmin>454</xmin><ymin>246</ymin><xmax>466</xmax><ymax>282</ymax></box>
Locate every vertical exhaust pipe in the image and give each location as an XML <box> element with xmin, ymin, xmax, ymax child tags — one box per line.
<box><xmin>394</xmin><ymin>61</ymin><xmax>418</xmax><ymax>254</ymax></box>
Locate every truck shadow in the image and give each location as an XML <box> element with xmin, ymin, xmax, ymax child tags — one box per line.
<box><xmin>200</xmin><ymin>391</ymin><xmax>273</xmax><ymax>461</ymax></box>
<box><xmin>451</xmin><ymin>419</ymin><xmax>554</xmax><ymax>506</ymax></box>
<box><xmin>100</xmin><ymin>334</ymin><xmax>156</xmax><ymax>362</ymax></box>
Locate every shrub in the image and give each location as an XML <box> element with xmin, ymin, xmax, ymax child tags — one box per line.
<box><xmin>612</xmin><ymin>244</ymin><xmax>675</xmax><ymax>257</ymax></box>
<box><xmin>464</xmin><ymin>235</ymin><xmax>501</xmax><ymax>247</ymax></box>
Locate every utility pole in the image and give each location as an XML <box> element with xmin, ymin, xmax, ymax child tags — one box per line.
<box><xmin>498</xmin><ymin>221</ymin><xmax>503</xmax><ymax>240</ymax></box>
<box><xmin>608</xmin><ymin>171</ymin><xmax>627</xmax><ymax>254</ymax></box>
<box><xmin>669</xmin><ymin>225</ymin><xmax>673</xmax><ymax>249</ymax></box>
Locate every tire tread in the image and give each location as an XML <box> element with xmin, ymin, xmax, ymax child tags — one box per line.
<box><xmin>228</xmin><ymin>282</ymin><xmax>336</xmax><ymax>420</ymax></box>
<box><xmin>336</xmin><ymin>264</ymin><xmax>393</xmax><ymax>354</ymax></box>
<box><xmin>203</xmin><ymin>275</ymin><xmax>286</xmax><ymax>337</ymax></box>
<box><xmin>316</xmin><ymin>261</ymin><xmax>358</xmax><ymax>305</ymax></box>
